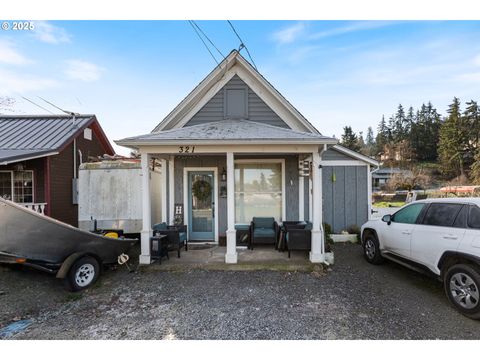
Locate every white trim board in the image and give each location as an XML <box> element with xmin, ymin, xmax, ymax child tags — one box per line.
<box><xmin>331</xmin><ymin>145</ymin><xmax>379</xmax><ymax>166</ymax></box>
<box><xmin>183</xmin><ymin>166</ymin><xmax>219</xmax><ymax>243</ymax></box>
<box><xmin>0</xmin><ymin>151</ymin><xmax>59</xmax><ymax>165</ymax></box>
<box><xmin>320</xmin><ymin>160</ymin><xmax>368</xmax><ymax>166</ymax></box>
<box><xmin>234</xmin><ymin>158</ymin><xmax>286</xmax><ymax>222</ymax></box>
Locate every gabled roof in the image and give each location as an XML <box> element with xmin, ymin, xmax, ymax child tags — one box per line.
<box><xmin>117</xmin><ymin>120</ymin><xmax>337</xmax><ymax>147</ymax></box>
<box><xmin>0</xmin><ymin>114</ymin><xmax>115</xmax><ymax>165</ymax></box>
<box><xmin>330</xmin><ymin>145</ymin><xmax>379</xmax><ymax>166</ymax></box>
<box><xmin>152</xmin><ymin>50</ymin><xmax>320</xmax><ymax>134</ymax></box>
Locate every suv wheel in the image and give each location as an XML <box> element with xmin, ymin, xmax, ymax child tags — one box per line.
<box><xmin>444</xmin><ymin>264</ymin><xmax>480</xmax><ymax>319</ymax></box>
<box><xmin>363</xmin><ymin>232</ymin><xmax>384</xmax><ymax>265</ymax></box>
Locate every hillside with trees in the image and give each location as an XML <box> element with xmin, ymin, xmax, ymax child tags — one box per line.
<box><xmin>340</xmin><ymin>98</ymin><xmax>480</xmax><ymax>187</ymax></box>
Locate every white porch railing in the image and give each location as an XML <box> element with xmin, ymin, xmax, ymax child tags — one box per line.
<box><xmin>22</xmin><ymin>203</ymin><xmax>47</xmax><ymax>215</ymax></box>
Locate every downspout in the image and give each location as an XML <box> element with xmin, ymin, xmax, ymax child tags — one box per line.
<box><xmin>73</xmin><ymin>114</ymin><xmax>77</xmax><ymax>179</ymax></box>
<box><xmin>77</xmin><ymin>149</ymin><xmax>83</xmax><ymax>166</ymax></box>
<box><xmin>369</xmin><ymin>164</ymin><xmax>380</xmax><ymax>219</ymax></box>
<box><xmin>318</xmin><ymin>143</ymin><xmax>328</xmax><ymax>255</ymax></box>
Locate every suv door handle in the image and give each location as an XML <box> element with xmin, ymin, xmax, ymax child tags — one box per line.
<box><xmin>401</xmin><ymin>231</ymin><xmax>411</xmax><ymax>235</ymax></box>
<box><xmin>443</xmin><ymin>235</ymin><xmax>458</xmax><ymax>240</ymax></box>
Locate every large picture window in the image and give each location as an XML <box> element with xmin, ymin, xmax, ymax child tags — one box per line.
<box><xmin>234</xmin><ymin>161</ymin><xmax>283</xmax><ymax>223</ymax></box>
<box><xmin>0</xmin><ymin>171</ymin><xmax>34</xmax><ymax>203</ymax></box>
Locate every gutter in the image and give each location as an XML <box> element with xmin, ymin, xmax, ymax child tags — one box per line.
<box><xmin>0</xmin><ymin>151</ymin><xmax>60</xmax><ymax>166</ymax></box>
<box><xmin>115</xmin><ymin>139</ymin><xmax>339</xmax><ymax>148</ymax></box>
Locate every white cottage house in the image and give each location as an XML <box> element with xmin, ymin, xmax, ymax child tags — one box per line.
<box><xmin>116</xmin><ymin>50</ymin><xmax>378</xmax><ymax>265</ymax></box>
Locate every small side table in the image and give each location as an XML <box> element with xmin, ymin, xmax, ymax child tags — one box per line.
<box><xmin>235</xmin><ymin>224</ymin><xmax>251</xmax><ymax>248</ymax></box>
<box><xmin>150</xmin><ymin>234</ymin><xmax>168</xmax><ymax>263</ymax></box>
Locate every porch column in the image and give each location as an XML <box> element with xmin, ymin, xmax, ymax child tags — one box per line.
<box><xmin>168</xmin><ymin>155</ymin><xmax>175</xmax><ymax>225</ymax></box>
<box><xmin>367</xmin><ymin>164</ymin><xmax>372</xmax><ymax>220</ymax></box>
<box><xmin>308</xmin><ymin>176</ymin><xmax>313</xmax><ymax>222</ymax></box>
<box><xmin>225</xmin><ymin>151</ymin><xmax>237</xmax><ymax>263</ymax></box>
<box><xmin>299</xmin><ymin>174</ymin><xmax>305</xmax><ymax>222</ymax></box>
<box><xmin>140</xmin><ymin>152</ymin><xmax>152</xmax><ymax>265</ymax></box>
<box><xmin>160</xmin><ymin>159</ymin><xmax>168</xmax><ymax>223</ymax></box>
<box><xmin>310</xmin><ymin>150</ymin><xmax>325</xmax><ymax>263</ymax></box>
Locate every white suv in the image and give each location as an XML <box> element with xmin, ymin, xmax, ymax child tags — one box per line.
<box><xmin>361</xmin><ymin>198</ymin><xmax>480</xmax><ymax>319</ymax></box>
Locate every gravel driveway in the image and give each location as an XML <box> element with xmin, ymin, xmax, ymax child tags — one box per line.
<box><xmin>0</xmin><ymin>243</ymin><xmax>478</xmax><ymax>339</ymax></box>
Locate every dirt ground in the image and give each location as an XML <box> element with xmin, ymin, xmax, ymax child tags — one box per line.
<box><xmin>0</xmin><ymin>243</ymin><xmax>479</xmax><ymax>340</ymax></box>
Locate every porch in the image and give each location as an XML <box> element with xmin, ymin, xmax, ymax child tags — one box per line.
<box><xmin>116</xmin><ymin>120</ymin><xmax>338</xmax><ymax>265</ymax></box>
<box><xmin>147</xmin><ymin>244</ymin><xmax>316</xmax><ymax>272</ymax></box>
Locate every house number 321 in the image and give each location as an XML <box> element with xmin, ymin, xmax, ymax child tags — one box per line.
<box><xmin>178</xmin><ymin>146</ymin><xmax>195</xmax><ymax>153</ymax></box>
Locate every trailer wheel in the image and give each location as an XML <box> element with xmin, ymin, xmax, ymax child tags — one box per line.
<box><xmin>66</xmin><ymin>256</ymin><xmax>100</xmax><ymax>292</ymax></box>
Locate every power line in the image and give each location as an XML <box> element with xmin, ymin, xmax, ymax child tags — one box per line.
<box><xmin>21</xmin><ymin>96</ymin><xmax>55</xmax><ymax>115</ymax></box>
<box><xmin>190</xmin><ymin>21</ymin><xmax>225</xmax><ymax>60</ymax></box>
<box><xmin>226</xmin><ymin>20</ymin><xmax>258</xmax><ymax>70</ymax></box>
<box><xmin>38</xmin><ymin>96</ymin><xmax>79</xmax><ymax>116</ymax></box>
<box><xmin>188</xmin><ymin>20</ymin><xmax>219</xmax><ymax>66</ymax></box>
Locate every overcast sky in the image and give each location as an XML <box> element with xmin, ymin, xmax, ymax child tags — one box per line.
<box><xmin>1</xmin><ymin>20</ymin><xmax>480</xmax><ymax>154</ymax></box>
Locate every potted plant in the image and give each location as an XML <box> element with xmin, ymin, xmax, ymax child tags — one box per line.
<box><xmin>330</xmin><ymin>224</ymin><xmax>360</xmax><ymax>243</ymax></box>
<box><xmin>324</xmin><ymin>223</ymin><xmax>335</xmax><ymax>265</ymax></box>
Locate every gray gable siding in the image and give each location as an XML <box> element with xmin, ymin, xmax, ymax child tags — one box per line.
<box><xmin>184</xmin><ymin>75</ymin><xmax>290</xmax><ymax>129</ymax></box>
<box><xmin>322</xmin><ymin>147</ymin><xmax>357</xmax><ymax>161</ymax></box>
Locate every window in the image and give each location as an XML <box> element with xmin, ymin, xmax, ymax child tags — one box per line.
<box><xmin>392</xmin><ymin>203</ymin><xmax>425</xmax><ymax>224</ymax></box>
<box><xmin>0</xmin><ymin>171</ymin><xmax>33</xmax><ymax>203</ymax></box>
<box><xmin>234</xmin><ymin>162</ymin><xmax>283</xmax><ymax>223</ymax></box>
<box><xmin>224</xmin><ymin>87</ymin><xmax>248</xmax><ymax>119</ymax></box>
<box><xmin>453</xmin><ymin>205</ymin><xmax>468</xmax><ymax>228</ymax></box>
<box><xmin>84</xmin><ymin>127</ymin><xmax>92</xmax><ymax>140</ymax></box>
<box><xmin>422</xmin><ymin>203</ymin><xmax>463</xmax><ymax>227</ymax></box>
<box><xmin>0</xmin><ymin>172</ymin><xmax>12</xmax><ymax>200</ymax></box>
<box><xmin>468</xmin><ymin>205</ymin><xmax>480</xmax><ymax>229</ymax></box>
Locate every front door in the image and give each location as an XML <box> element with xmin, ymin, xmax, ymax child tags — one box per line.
<box><xmin>188</xmin><ymin>171</ymin><xmax>215</xmax><ymax>241</ymax></box>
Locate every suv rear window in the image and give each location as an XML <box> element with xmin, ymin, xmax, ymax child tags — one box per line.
<box><xmin>422</xmin><ymin>203</ymin><xmax>463</xmax><ymax>227</ymax></box>
<box><xmin>468</xmin><ymin>205</ymin><xmax>480</xmax><ymax>229</ymax></box>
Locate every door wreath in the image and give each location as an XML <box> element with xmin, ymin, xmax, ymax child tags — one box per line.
<box><xmin>192</xmin><ymin>179</ymin><xmax>212</xmax><ymax>201</ymax></box>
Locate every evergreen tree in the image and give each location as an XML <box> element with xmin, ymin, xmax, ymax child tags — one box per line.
<box><xmin>364</xmin><ymin>126</ymin><xmax>376</xmax><ymax>156</ymax></box>
<box><xmin>438</xmin><ymin>98</ymin><xmax>468</xmax><ymax>177</ymax></box>
<box><xmin>340</xmin><ymin>126</ymin><xmax>360</xmax><ymax>151</ymax></box>
<box><xmin>357</xmin><ymin>131</ymin><xmax>365</xmax><ymax>148</ymax></box>
<box><xmin>366</xmin><ymin>127</ymin><xmax>375</xmax><ymax>146</ymax></box>
<box><xmin>464</xmin><ymin>100</ymin><xmax>480</xmax><ymax>170</ymax></box>
<box><xmin>410</xmin><ymin>102</ymin><xmax>442</xmax><ymax>162</ymax></box>
<box><xmin>393</xmin><ymin>104</ymin><xmax>406</xmax><ymax>141</ymax></box>
<box><xmin>375</xmin><ymin>115</ymin><xmax>388</xmax><ymax>156</ymax></box>
<box><xmin>471</xmin><ymin>147</ymin><xmax>480</xmax><ymax>185</ymax></box>
<box><xmin>387</xmin><ymin>115</ymin><xmax>395</xmax><ymax>142</ymax></box>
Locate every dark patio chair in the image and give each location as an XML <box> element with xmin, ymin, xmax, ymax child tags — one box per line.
<box><xmin>152</xmin><ymin>222</ymin><xmax>188</xmax><ymax>258</ymax></box>
<box><xmin>285</xmin><ymin>222</ymin><xmax>312</xmax><ymax>258</ymax></box>
<box><xmin>249</xmin><ymin>217</ymin><xmax>279</xmax><ymax>249</ymax></box>
<box><xmin>278</xmin><ymin>221</ymin><xmax>307</xmax><ymax>251</ymax></box>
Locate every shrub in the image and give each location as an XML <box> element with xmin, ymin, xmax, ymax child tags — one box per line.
<box><xmin>323</xmin><ymin>223</ymin><xmax>333</xmax><ymax>252</ymax></box>
<box><xmin>346</xmin><ymin>224</ymin><xmax>361</xmax><ymax>242</ymax></box>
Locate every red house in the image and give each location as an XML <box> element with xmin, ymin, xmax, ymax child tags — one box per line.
<box><xmin>0</xmin><ymin>114</ymin><xmax>114</xmax><ymax>226</ymax></box>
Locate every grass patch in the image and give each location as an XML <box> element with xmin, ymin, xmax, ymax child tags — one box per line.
<box><xmin>373</xmin><ymin>201</ymin><xmax>405</xmax><ymax>208</ymax></box>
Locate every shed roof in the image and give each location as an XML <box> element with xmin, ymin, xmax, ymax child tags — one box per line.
<box><xmin>0</xmin><ymin>114</ymin><xmax>114</xmax><ymax>164</ymax></box>
<box><xmin>116</xmin><ymin>119</ymin><xmax>337</xmax><ymax>147</ymax></box>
